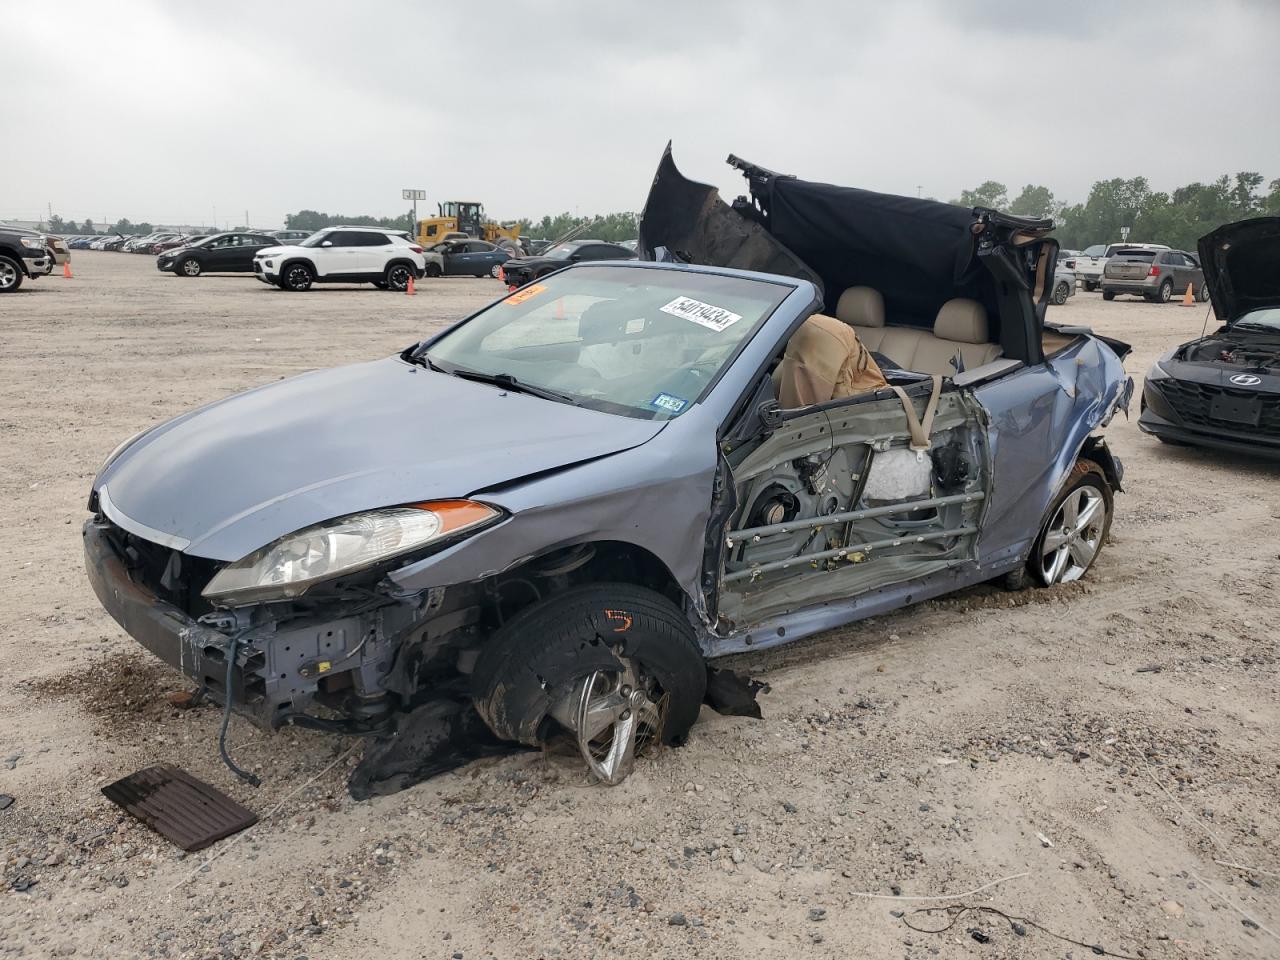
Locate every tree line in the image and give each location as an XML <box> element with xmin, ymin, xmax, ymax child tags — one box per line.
<box><xmin>41</xmin><ymin>172</ymin><xmax>1280</xmax><ymax>251</ymax></box>
<box><xmin>952</xmin><ymin>173</ymin><xmax>1280</xmax><ymax>251</ymax></box>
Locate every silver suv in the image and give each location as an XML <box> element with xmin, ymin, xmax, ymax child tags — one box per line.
<box><xmin>1102</xmin><ymin>248</ymin><xmax>1209</xmax><ymax>303</ymax></box>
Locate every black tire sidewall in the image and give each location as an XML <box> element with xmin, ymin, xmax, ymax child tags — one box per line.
<box><xmin>471</xmin><ymin>583</ymin><xmax>706</xmax><ymax>748</ymax></box>
<box><xmin>1159</xmin><ymin>280</ymin><xmax>1173</xmax><ymax>302</ymax></box>
<box><xmin>385</xmin><ymin>263</ymin><xmax>412</xmax><ymax>291</ymax></box>
<box><xmin>180</xmin><ymin>257</ymin><xmax>201</xmax><ymax>277</ymax></box>
<box><xmin>1026</xmin><ymin>461</ymin><xmax>1113</xmax><ymax>587</ymax></box>
<box><xmin>425</xmin><ymin>263</ymin><xmax>441</xmax><ymax>278</ymax></box>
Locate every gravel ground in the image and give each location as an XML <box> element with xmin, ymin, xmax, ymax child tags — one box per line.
<box><xmin>0</xmin><ymin>252</ymin><xmax>1276</xmax><ymax>959</ymax></box>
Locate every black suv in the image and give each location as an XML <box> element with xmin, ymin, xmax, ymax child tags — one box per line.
<box><xmin>0</xmin><ymin>225</ymin><xmax>52</xmax><ymax>292</ymax></box>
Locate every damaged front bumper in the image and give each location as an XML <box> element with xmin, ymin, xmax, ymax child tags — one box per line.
<box><xmin>83</xmin><ymin>518</ymin><xmax>396</xmax><ymax>730</ymax></box>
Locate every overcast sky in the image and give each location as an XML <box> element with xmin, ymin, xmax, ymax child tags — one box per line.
<box><xmin>3</xmin><ymin>0</ymin><xmax>1278</xmax><ymax>230</ymax></box>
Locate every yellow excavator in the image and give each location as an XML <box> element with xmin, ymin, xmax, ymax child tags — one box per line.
<box><xmin>416</xmin><ymin>201</ymin><xmax>522</xmax><ymax>252</ymax></box>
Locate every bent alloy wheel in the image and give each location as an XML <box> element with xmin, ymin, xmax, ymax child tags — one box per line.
<box><xmin>384</xmin><ymin>263</ymin><xmax>413</xmax><ymax>291</ymax></box>
<box><xmin>471</xmin><ymin>583</ymin><xmax>706</xmax><ymax>785</ymax></box>
<box><xmin>1030</xmin><ymin>461</ymin><xmax>1112</xmax><ymax>586</ymax></box>
<box><xmin>282</xmin><ymin>263</ymin><xmax>313</xmax><ymax>291</ymax></box>
<box><xmin>179</xmin><ymin>257</ymin><xmax>201</xmax><ymax>277</ymax></box>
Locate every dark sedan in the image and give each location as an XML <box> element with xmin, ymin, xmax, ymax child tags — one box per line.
<box><xmin>156</xmin><ymin>232</ymin><xmax>281</xmax><ymax>277</ymax></box>
<box><xmin>501</xmin><ymin>239</ymin><xmax>636</xmax><ymax>287</ymax></box>
<box><xmin>428</xmin><ymin>238</ymin><xmax>511</xmax><ymax>278</ymax></box>
<box><xmin>1139</xmin><ymin>217</ymin><xmax>1280</xmax><ymax>458</ymax></box>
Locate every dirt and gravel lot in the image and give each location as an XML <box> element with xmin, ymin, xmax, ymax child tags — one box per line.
<box><xmin>0</xmin><ymin>252</ymin><xmax>1276</xmax><ymax>960</ymax></box>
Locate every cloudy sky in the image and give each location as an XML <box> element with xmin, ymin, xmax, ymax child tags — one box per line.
<box><xmin>3</xmin><ymin>0</ymin><xmax>1277</xmax><ymax>230</ymax></box>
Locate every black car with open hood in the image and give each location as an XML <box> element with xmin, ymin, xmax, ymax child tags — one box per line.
<box><xmin>1139</xmin><ymin>216</ymin><xmax>1280</xmax><ymax>458</ymax></box>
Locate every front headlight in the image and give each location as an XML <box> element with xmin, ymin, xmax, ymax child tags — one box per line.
<box><xmin>202</xmin><ymin>500</ymin><xmax>499</xmax><ymax>604</ymax></box>
<box><xmin>20</xmin><ymin>236</ymin><xmax>46</xmax><ymax>251</ymax></box>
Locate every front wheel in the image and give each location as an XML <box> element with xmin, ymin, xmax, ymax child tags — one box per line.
<box><xmin>0</xmin><ymin>256</ymin><xmax>23</xmax><ymax>292</ymax></box>
<box><xmin>1029</xmin><ymin>461</ymin><xmax>1113</xmax><ymax>587</ymax></box>
<box><xmin>471</xmin><ymin>584</ymin><xmax>706</xmax><ymax>784</ymax></box>
<box><xmin>281</xmin><ymin>262</ymin><xmax>313</xmax><ymax>291</ymax></box>
<box><xmin>1102</xmin><ymin>289</ymin><xmax>1116</xmax><ymax>301</ymax></box>
<box><xmin>424</xmin><ymin>263</ymin><xmax>442</xmax><ymax>278</ymax></box>
<box><xmin>1084</xmin><ymin>280</ymin><xmax>1098</xmax><ymax>292</ymax></box>
<box><xmin>178</xmin><ymin>257</ymin><xmax>201</xmax><ymax>277</ymax></box>
<box><xmin>1197</xmin><ymin>282</ymin><xmax>1211</xmax><ymax>303</ymax></box>
<box><xmin>489</xmin><ymin>263</ymin><xmax>503</xmax><ymax>279</ymax></box>
<box><xmin>1051</xmin><ymin>281</ymin><xmax>1070</xmax><ymax>305</ymax></box>
<box><xmin>383</xmin><ymin>262</ymin><xmax>414</xmax><ymax>291</ymax></box>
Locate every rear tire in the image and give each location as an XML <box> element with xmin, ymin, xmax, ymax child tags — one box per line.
<box><xmin>0</xmin><ymin>256</ymin><xmax>23</xmax><ymax>292</ymax></box>
<box><xmin>281</xmin><ymin>262</ymin><xmax>313</xmax><ymax>291</ymax></box>
<box><xmin>1197</xmin><ymin>282</ymin><xmax>1211</xmax><ymax>303</ymax></box>
<box><xmin>384</xmin><ymin>262</ymin><xmax>413</xmax><ymax>291</ymax></box>
<box><xmin>1102</xmin><ymin>289</ymin><xmax>1115</xmax><ymax>301</ymax></box>
<box><xmin>489</xmin><ymin>263</ymin><xmax>503</xmax><ymax>279</ymax></box>
<box><xmin>1084</xmin><ymin>280</ymin><xmax>1098</xmax><ymax>292</ymax></box>
<box><xmin>471</xmin><ymin>583</ymin><xmax>706</xmax><ymax>751</ymax></box>
<box><xmin>1158</xmin><ymin>279</ymin><xmax>1173</xmax><ymax>303</ymax></box>
<box><xmin>1026</xmin><ymin>461</ymin><xmax>1112</xmax><ymax>587</ymax></box>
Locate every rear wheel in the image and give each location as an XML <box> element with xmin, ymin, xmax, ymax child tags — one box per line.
<box><xmin>1084</xmin><ymin>280</ymin><xmax>1098</xmax><ymax>292</ymax></box>
<box><xmin>1197</xmin><ymin>282</ymin><xmax>1211</xmax><ymax>303</ymax></box>
<box><xmin>178</xmin><ymin>257</ymin><xmax>201</xmax><ymax>277</ymax></box>
<box><xmin>471</xmin><ymin>584</ymin><xmax>706</xmax><ymax>784</ymax></box>
<box><xmin>1028</xmin><ymin>461</ymin><xmax>1112</xmax><ymax>586</ymax></box>
<box><xmin>1158</xmin><ymin>279</ymin><xmax>1174</xmax><ymax>303</ymax></box>
<box><xmin>384</xmin><ymin>262</ymin><xmax>413</xmax><ymax>291</ymax></box>
<box><xmin>1051</xmin><ymin>281</ymin><xmax>1070</xmax><ymax>305</ymax></box>
<box><xmin>281</xmin><ymin>262</ymin><xmax>313</xmax><ymax>291</ymax></box>
<box><xmin>489</xmin><ymin>263</ymin><xmax>503</xmax><ymax>279</ymax></box>
<box><xmin>0</xmin><ymin>256</ymin><xmax>23</xmax><ymax>292</ymax></box>
<box><xmin>1102</xmin><ymin>289</ymin><xmax>1116</xmax><ymax>301</ymax></box>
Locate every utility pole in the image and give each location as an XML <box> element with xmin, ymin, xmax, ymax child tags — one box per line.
<box><xmin>245</xmin><ymin>209</ymin><xmax>249</xmax><ymax>229</ymax></box>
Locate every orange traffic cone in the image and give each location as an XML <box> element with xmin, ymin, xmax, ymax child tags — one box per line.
<box><xmin>1180</xmin><ymin>283</ymin><xmax>1194</xmax><ymax>306</ymax></box>
<box><xmin>406</xmin><ymin>275</ymin><xmax>416</xmax><ymax>296</ymax></box>
<box><xmin>63</xmin><ymin>261</ymin><xmax>72</xmax><ymax>279</ymax></box>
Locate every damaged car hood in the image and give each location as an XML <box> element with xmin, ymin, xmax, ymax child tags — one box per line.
<box><xmin>95</xmin><ymin>357</ymin><xmax>664</xmax><ymax>561</ymax></box>
<box><xmin>1198</xmin><ymin>216</ymin><xmax>1280</xmax><ymax>323</ymax></box>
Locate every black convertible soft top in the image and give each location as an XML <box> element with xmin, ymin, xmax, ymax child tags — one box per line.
<box><xmin>639</xmin><ymin>145</ymin><xmax>1056</xmax><ymax>364</ymax></box>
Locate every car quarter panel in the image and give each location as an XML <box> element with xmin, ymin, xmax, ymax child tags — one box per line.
<box><xmin>970</xmin><ymin>335</ymin><xmax>1131</xmax><ymax>572</ymax></box>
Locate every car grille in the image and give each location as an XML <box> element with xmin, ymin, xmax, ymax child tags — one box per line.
<box><xmin>100</xmin><ymin>519</ymin><xmax>221</xmax><ymax>617</ymax></box>
<box><xmin>1157</xmin><ymin>379</ymin><xmax>1280</xmax><ymax>437</ymax></box>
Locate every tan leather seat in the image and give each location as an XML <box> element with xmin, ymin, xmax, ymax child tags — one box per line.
<box><xmin>835</xmin><ymin>288</ymin><xmax>1002</xmax><ymax>376</ymax></box>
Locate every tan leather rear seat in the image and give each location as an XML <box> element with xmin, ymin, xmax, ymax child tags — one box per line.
<box><xmin>835</xmin><ymin>287</ymin><xmax>1002</xmax><ymax>376</ymax></box>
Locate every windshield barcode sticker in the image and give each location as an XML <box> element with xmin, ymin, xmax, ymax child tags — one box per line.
<box><xmin>660</xmin><ymin>296</ymin><xmax>743</xmax><ymax>332</ymax></box>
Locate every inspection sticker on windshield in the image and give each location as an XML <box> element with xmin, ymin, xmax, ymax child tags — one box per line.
<box><xmin>504</xmin><ymin>283</ymin><xmax>546</xmax><ymax>305</ymax></box>
<box><xmin>651</xmin><ymin>392</ymin><xmax>687</xmax><ymax>414</ymax></box>
<box><xmin>660</xmin><ymin>296</ymin><xmax>743</xmax><ymax>332</ymax></box>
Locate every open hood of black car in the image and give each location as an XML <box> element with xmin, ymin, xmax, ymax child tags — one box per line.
<box><xmin>1198</xmin><ymin>216</ymin><xmax>1280</xmax><ymax>323</ymax></box>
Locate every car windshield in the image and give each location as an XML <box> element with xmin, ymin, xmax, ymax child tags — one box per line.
<box><xmin>543</xmin><ymin>244</ymin><xmax>581</xmax><ymax>260</ymax></box>
<box><xmin>1234</xmin><ymin>307</ymin><xmax>1280</xmax><ymax>332</ymax></box>
<box><xmin>423</xmin><ymin>265</ymin><xmax>792</xmax><ymax>420</ymax></box>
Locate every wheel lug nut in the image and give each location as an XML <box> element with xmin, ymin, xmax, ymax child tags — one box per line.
<box><xmin>620</xmin><ymin>709</ymin><xmax>631</xmax><ymax>721</ymax></box>
<box><xmin>620</xmin><ymin>685</ymin><xmax>632</xmax><ymax>697</ymax></box>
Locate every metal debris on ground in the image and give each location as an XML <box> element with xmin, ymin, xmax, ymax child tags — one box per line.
<box><xmin>0</xmin><ymin>794</ymin><xmax>14</xmax><ymax>810</ymax></box>
<box><xmin>101</xmin><ymin>764</ymin><xmax>258</xmax><ymax>851</ymax></box>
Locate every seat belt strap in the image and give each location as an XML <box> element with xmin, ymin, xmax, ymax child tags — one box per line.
<box><xmin>889</xmin><ymin>374</ymin><xmax>944</xmax><ymax>453</ymax></box>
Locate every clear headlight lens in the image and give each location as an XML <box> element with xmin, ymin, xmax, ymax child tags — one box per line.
<box><xmin>20</xmin><ymin>236</ymin><xmax>46</xmax><ymax>250</ymax></box>
<box><xmin>202</xmin><ymin>500</ymin><xmax>499</xmax><ymax>605</ymax></box>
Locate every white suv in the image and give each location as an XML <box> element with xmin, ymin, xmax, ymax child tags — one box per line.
<box><xmin>254</xmin><ymin>226</ymin><xmax>427</xmax><ymax>292</ymax></box>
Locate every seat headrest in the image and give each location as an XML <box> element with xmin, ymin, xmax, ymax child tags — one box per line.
<box><xmin>835</xmin><ymin>286</ymin><xmax>885</xmax><ymax>328</ymax></box>
<box><xmin>934</xmin><ymin>298</ymin><xmax>989</xmax><ymax>344</ymax></box>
